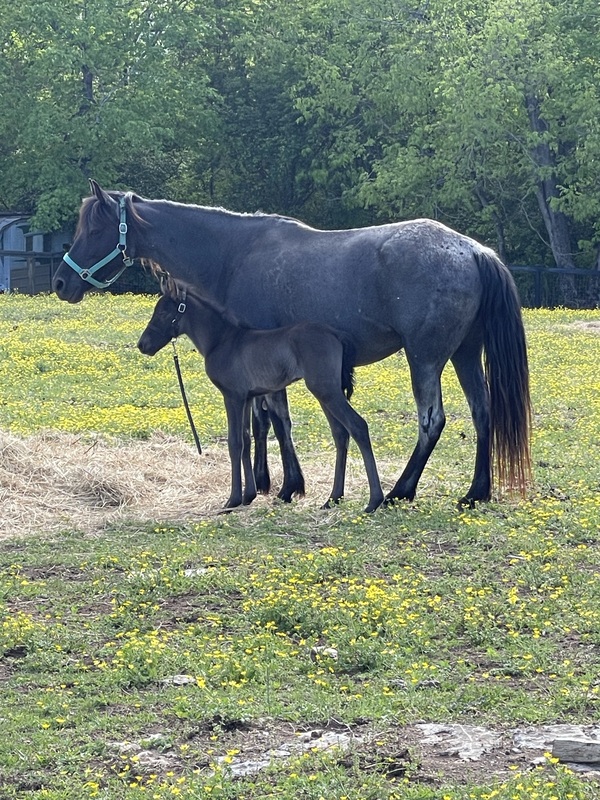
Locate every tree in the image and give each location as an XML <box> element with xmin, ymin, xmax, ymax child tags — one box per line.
<box><xmin>1</xmin><ymin>0</ymin><xmax>599</xmax><ymax>269</ymax></box>
<box><xmin>0</xmin><ymin>0</ymin><xmax>220</xmax><ymax>229</ymax></box>
<box><xmin>353</xmin><ymin>0</ymin><xmax>600</xmax><ymax>266</ymax></box>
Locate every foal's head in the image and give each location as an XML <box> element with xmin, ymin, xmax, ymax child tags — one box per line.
<box><xmin>137</xmin><ymin>280</ymin><xmax>185</xmax><ymax>356</ymax></box>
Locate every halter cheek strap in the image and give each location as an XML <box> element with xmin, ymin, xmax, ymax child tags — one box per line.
<box><xmin>63</xmin><ymin>195</ymin><xmax>134</xmax><ymax>289</ymax></box>
<box><xmin>171</xmin><ymin>288</ymin><xmax>187</xmax><ymax>337</ymax></box>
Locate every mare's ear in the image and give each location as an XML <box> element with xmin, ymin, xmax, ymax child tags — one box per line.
<box><xmin>89</xmin><ymin>179</ymin><xmax>114</xmax><ymax>207</ymax></box>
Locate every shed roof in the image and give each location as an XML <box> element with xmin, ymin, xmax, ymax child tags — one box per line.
<box><xmin>0</xmin><ymin>215</ymin><xmax>27</xmax><ymax>234</ymax></box>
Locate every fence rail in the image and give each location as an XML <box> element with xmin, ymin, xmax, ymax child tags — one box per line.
<box><xmin>508</xmin><ymin>265</ymin><xmax>600</xmax><ymax>309</ymax></box>
<box><xmin>1</xmin><ymin>251</ymin><xmax>599</xmax><ymax>308</ymax></box>
<box><xmin>0</xmin><ymin>250</ymin><xmax>65</xmax><ymax>295</ymax></box>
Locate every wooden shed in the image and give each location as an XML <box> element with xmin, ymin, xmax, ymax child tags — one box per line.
<box><xmin>0</xmin><ymin>213</ymin><xmax>68</xmax><ymax>294</ymax></box>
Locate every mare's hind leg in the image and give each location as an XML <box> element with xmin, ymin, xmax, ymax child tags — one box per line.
<box><xmin>451</xmin><ymin>338</ymin><xmax>491</xmax><ymax>504</ymax></box>
<box><xmin>319</xmin><ymin>408</ymin><xmax>350</xmax><ymax>508</ymax></box>
<box><xmin>265</xmin><ymin>389</ymin><xmax>306</xmax><ymax>502</ymax></box>
<box><xmin>386</xmin><ymin>359</ymin><xmax>445</xmax><ymax>503</ymax></box>
<box><xmin>251</xmin><ymin>397</ymin><xmax>271</xmax><ymax>494</ymax></box>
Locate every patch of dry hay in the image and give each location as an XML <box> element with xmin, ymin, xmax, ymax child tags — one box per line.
<box><xmin>0</xmin><ymin>430</ymin><xmax>386</xmax><ymax>539</ymax></box>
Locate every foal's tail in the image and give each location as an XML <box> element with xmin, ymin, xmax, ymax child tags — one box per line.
<box><xmin>339</xmin><ymin>335</ymin><xmax>357</xmax><ymax>401</ymax></box>
<box><xmin>476</xmin><ymin>250</ymin><xmax>532</xmax><ymax>495</ymax></box>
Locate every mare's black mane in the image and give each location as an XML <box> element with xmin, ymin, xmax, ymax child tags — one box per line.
<box><xmin>76</xmin><ymin>191</ymin><xmax>306</xmax><ymax>240</ymax></box>
<box><xmin>161</xmin><ymin>276</ymin><xmax>253</xmax><ymax>330</ymax></box>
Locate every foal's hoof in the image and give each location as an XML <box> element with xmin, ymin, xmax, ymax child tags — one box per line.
<box><xmin>383</xmin><ymin>492</ymin><xmax>414</xmax><ymax>507</ymax></box>
<box><xmin>242</xmin><ymin>492</ymin><xmax>257</xmax><ymax>506</ymax></box>
<box><xmin>321</xmin><ymin>497</ymin><xmax>342</xmax><ymax>510</ymax></box>
<box><xmin>219</xmin><ymin>498</ymin><xmax>242</xmax><ymax>514</ymax></box>
<box><xmin>364</xmin><ymin>498</ymin><xmax>384</xmax><ymax>514</ymax></box>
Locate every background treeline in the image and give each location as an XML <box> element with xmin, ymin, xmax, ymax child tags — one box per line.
<box><xmin>1</xmin><ymin>0</ymin><xmax>599</xmax><ymax>268</ymax></box>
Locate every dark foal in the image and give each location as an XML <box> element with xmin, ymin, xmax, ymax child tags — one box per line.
<box><xmin>137</xmin><ymin>283</ymin><xmax>384</xmax><ymax>513</ymax></box>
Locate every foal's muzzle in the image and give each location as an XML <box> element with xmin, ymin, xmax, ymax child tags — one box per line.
<box><xmin>137</xmin><ymin>334</ymin><xmax>159</xmax><ymax>356</ymax></box>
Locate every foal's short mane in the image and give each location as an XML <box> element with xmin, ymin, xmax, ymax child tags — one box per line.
<box><xmin>162</xmin><ymin>277</ymin><xmax>252</xmax><ymax>329</ymax></box>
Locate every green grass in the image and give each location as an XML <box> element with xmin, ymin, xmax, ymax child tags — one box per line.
<box><xmin>1</xmin><ymin>294</ymin><xmax>600</xmax><ymax>798</ymax></box>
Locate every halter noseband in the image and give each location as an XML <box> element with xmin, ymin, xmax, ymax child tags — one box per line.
<box><xmin>63</xmin><ymin>195</ymin><xmax>134</xmax><ymax>289</ymax></box>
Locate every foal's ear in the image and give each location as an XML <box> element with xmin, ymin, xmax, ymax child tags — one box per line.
<box><xmin>89</xmin><ymin>179</ymin><xmax>113</xmax><ymax>207</ymax></box>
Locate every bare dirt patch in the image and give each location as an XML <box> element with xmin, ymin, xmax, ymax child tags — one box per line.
<box><xmin>0</xmin><ymin>430</ymin><xmax>385</xmax><ymax>539</ymax></box>
<box><xmin>568</xmin><ymin>320</ymin><xmax>600</xmax><ymax>334</ymax></box>
<box><xmin>108</xmin><ymin>716</ymin><xmax>600</xmax><ymax>788</ymax></box>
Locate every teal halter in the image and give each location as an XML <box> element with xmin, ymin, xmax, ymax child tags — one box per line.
<box><xmin>63</xmin><ymin>195</ymin><xmax>134</xmax><ymax>289</ymax></box>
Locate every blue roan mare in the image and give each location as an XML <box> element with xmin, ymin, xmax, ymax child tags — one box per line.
<box><xmin>53</xmin><ymin>180</ymin><xmax>532</xmax><ymax>505</ymax></box>
<box><xmin>138</xmin><ymin>280</ymin><xmax>384</xmax><ymax>513</ymax></box>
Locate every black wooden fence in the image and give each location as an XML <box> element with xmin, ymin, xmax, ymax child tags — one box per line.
<box><xmin>1</xmin><ymin>250</ymin><xmax>599</xmax><ymax>308</ymax></box>
<box><xmin>508</xmin><ymin>266</ymin><xmax>600</xmax><ymax>309</ymax></box>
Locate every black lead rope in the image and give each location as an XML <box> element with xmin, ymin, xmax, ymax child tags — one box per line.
<box><xmin>171</xmin><ymin>339</ymin><xmax>202</xmax><ymax>455</ymax></box>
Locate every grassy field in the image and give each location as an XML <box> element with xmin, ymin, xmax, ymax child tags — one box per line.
<box><xmin>1</xmin><ymin>293</ymin><xmax>599</xmax><ymax>799</ymax></box>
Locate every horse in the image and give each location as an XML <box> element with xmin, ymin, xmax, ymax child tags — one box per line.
<box><xmin>53</xmin><ymin>179</ymin><xmax>532</xmax><ymax>505</ymax></box>
<box><xmin>137</xmin><ymin>280</ymin><xmax>384</xmax><ymax>513</ymax></box>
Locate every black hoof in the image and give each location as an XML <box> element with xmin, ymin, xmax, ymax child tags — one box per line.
<box><xmin>220</xmin><ymin>498</ymin><xmax>242</xmax><ymax>513</ymax></box>
<box><xmin>364</xmin><ymin>496</ymin><xmax>384</xmax><ymax>513</ymax></box>
<box><xmin>384</xmin><ymin>491</ymin><xmax>415</xmax><ymax>507</ymax></box>
<box><xmin>457</xmin><ymin>496</ymin><xmax>476</xmax><ymax>510</ymax></box>
<box><xmin>276</xmin><ymin>490</ymin><xmax>294</xmax><ymax>503</ymax></box>
<box><xmin>321</xmin><ymin>497</ymin><xmax>341</xmax><ymax>510</ymax></box>
<box><xmin>254</xmin><ymin>473</ymin><xmax>271</xmax><ymax>495</ymax></box>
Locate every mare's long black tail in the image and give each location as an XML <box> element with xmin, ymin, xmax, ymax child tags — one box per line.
<box><xmin>476</xmin><ymin>250</ymin><xmax>532</xmax><ymax>494</ymax></box>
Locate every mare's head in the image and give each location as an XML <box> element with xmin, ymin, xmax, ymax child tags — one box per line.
<box><xmin>52</xmin><ymin>179</ymin><xmax>142</xmax><ymax>303</ymax></box>
<box><xmin>137</xmin><ymin>278</ymin><xmax>185</xmax><ymax>356</ymax></box>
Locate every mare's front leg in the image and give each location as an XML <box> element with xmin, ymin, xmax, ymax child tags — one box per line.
<box><xmin>222</xmin><ymin>395</ymin><xmax>248</xmax><ymax>510</ymax></box>
<box><xmin>266</xmin><ymin>389</ymin><xmax>305</xmax><ymax>502</ymax></box>
<box><xmin>242</xmin><ymin>400</ymin><xmax>258</xmax><ymax>505</ymax></box>
<box><xmin>386</xmin><ymin>359</ymin><xmax>445</xmax><ymax>504</ymax></box>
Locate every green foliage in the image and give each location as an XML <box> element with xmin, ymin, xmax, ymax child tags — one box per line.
<box><xmin>0</xmin><ymin>0</ymin><xmax>599</xmax><ymax>262</ymax></box>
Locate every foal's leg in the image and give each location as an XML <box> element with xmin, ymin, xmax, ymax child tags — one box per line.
<box><xmin>315</xmin><ymin>392</ymin><xmax>383</xmax><ymax>513</ymax></box>
<box><xmin>451</xmin><ymin>337</ymin><xmax>492</xmax><ymax>504</ymax></box>
<box><xmin>385</xmin><ymin>357</ymin><xmax>446</xmax><ymax>503</ymax></box>
<box><xmin>242</xmin><ymin>400</ymin><xmax>258</xmax><ymax>505</ymax></box>
<box><xmin>265</xmin><ymin>390</ymin><xmax>306</xmax><ymax>502</ymax></box>
<box><xmin>222</xmin><ymin>395</ymin><xmax>248</xmax><ymax>510</ymax></box>
<box><xmin>319</xmin><ymin>408</ymin><xmax>350</xmax><ymax>508</ymax></box>
<box><xmin>251</xmin><ymin>397</ymin><xmax>271</xmax><ymax>494</ymax></box>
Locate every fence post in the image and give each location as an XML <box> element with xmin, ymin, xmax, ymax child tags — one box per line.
<box><xmin>534</xmin><ymin>266</ymin><xmax>542</xmax><ymax>308</ymax></box>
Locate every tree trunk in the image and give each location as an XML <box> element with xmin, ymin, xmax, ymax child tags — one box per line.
<box><xmin>474</xmin><ymin>185</ymin><xmax>508</xmax><ymax>263</ymax></box>
<box><xmin>80</xmin><ymin>64</ymin><xmax>94</xmax><ymax>115</ymax></box>
<box><xmin>525</xmin><ymin>92</ymin><xmax>575</xmax><ymax>269</ymax></box>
